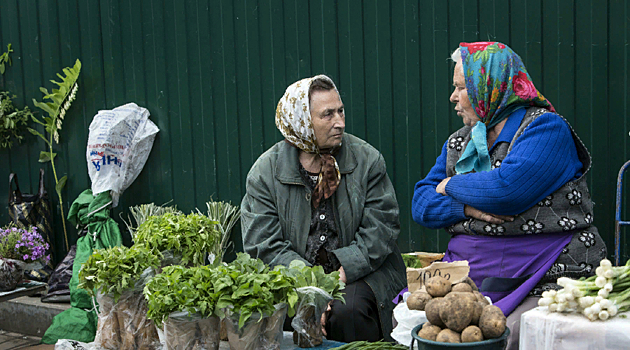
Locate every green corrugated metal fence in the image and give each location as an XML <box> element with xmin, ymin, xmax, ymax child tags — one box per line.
<box><xmin>1</xmin><ymin>0</ymin><xmax>629</xmax><ymax>264</ymax></box>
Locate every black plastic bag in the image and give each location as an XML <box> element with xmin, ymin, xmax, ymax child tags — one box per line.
<box><xmin>8</xmin><ymin>169</ymin><xmax>54</xmax><ymax>282</ymax></box>
<box><xmin>41</xmin><ymin>245</ymin><xmax>77</xmax><ymax>303</ymax></box>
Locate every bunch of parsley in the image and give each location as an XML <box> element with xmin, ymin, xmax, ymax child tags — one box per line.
<box><xmin>286</xmin><ymin>260</ymin><xmax>346</xmax><ymax>302</ymax></box>
<box><xmin>215</xmin><ymin>253</ymin><xmax>299</xmax><ymax>329</ymax></box>
<box><xmin>78</xmin><ymin>244</ymin><xmax>160</xmax><ymax>302</ymax></box>
<box><xmin>143</xmin><ymin>265</ymin><xmax>224</xmax><ymax>327</ymax></box>
<box><xmin>134</xmin><ymin>212</ymin><xmax>220</xmax><ymax>267</ymax></box>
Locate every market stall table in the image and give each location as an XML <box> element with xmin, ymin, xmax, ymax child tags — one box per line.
<box><xmin>520</xmin><ymin>306</ymin><xmax>630</xmax><ymax>350</ymax></box>
<box><xmin>0</xmin><ymin>281</ymin><xmax>46</xmax><ymax>303</ymax></box>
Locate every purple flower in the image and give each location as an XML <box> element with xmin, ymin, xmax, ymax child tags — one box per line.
<box><xmin>1</xmin><ymin>225</ymin><xmax>49</xmax><ymax>262</ymax></box>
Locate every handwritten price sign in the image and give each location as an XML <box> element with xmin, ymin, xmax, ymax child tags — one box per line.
<box><xmin>407</xmin><ymin>260</ymin><xmax>470</xmax><ymax>293</ymax></box>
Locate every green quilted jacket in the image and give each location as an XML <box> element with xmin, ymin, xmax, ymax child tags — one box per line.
<box><xmin>241</xmin><ymin>133</ymin><xmax>407</xmax><ymax>341</ymax></box>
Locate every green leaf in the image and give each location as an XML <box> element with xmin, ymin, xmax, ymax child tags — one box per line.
<box><xmin>0</xmin><ymin>64</ymin><xmax>4</xmax><ymax>74</ymax></box>
<box><xmin>32</xmin><ymin>99</ymin><xmax>56</xmax><ymax>118</ymax></box>
<box><xmin>32</xmin><ymin>59</ymin><xmax>81</xmax><ymax>127</ymax></box>
<box><xmin>55</xmin><ymin>175</ymin><xmax>67</xmax><ymax>198</ymax></box>
<box><xmin>38</xmin><ymin>151</ymin><xmax>57</xmax><ymax>163</ymax></box>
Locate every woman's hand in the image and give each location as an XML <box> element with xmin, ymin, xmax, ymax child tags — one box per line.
<box><xmin>436</xmin><ymin>177</ymin><xmax>451</xmax><ymax>195</ymax></box>
<box><xmin>464</xmin><ymin>205</ymin><xmax>515</xmax><ymax>224</ymax></box>
<box><xmin>338</xmin><ymin>266</ymin><xmax>347</xmax><ymax>283</ymax></box>
<box><xmin>321</xmin><ymin>302</ymin><xmax>332</xmax><ymax>336</ymax></box>
<box><xmin>320</xmin><ymin>266</ymin><xmax>346</xmax><ymax>336</ymax></box>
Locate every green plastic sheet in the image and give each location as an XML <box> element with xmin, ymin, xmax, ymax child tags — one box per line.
<box><xmin>42</xmin><ymin>189</ymin><xmax>122</xmax><ymax>344</ymax></box>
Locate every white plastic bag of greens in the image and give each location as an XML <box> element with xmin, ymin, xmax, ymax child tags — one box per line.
<box><xmin>164</xmin><ymin>311</ymin><xmax>220</xmax><ymax>350</ymax></box>
<box><xmin>87</xmin><ymin>103</ymin><xmax>159</xmax><ymax>207</ymax></box>
<box><xmin>224</xmin><ymin>303</ymin><xmax>287</xmax><ymax>350</ymax></box>
<box><xmin>292</xmin><ymin>286</ymin><xmax>333</xmax><ymax>348</ymax></box>
<box><xmin>92</xmin><ymin>267</ymin><xmax>160</xmax><ymax>350</ymax></box>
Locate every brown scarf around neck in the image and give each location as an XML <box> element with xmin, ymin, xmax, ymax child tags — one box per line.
<box><xmin>311</xmin><ymin>151</ymin><xmax>341</xmax><ymax>208</ymax></box>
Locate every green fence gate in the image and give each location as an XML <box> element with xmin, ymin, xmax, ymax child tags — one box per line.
<box><xmin>1</xmin><ymin>0</ymin><xmax>629</xmax><ymax>264</ymax></box>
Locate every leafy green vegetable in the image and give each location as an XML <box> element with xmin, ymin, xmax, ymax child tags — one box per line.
<box><xmin>143</xmin><ymin>265</ymin><xmax>224</xmax><ymax>327</ymax></box>
<box><xmin>214</xmin><ymin>253</ymin><xmax>299</xmax><ymax>329</ymax></box>
<box><xmin>78</xmin><ymin>244</ymin><xmax>160</xmax><ymax>302</ymax></box>
<box><xmin>122</xmin><ymin>202</ymin><xmax>182</xmax><ymax>242</ymax></box>
<box><xmin>402</xmin><ymin>254</ymin><xmax>424</xmax><ymax>269</ymax></box>
<box><xmin>0</xmin><ymin>91</ymin><xmax>33</xmax><ymax>149</ymax></box>
<box><xmin>205</xmin><ymin>200</ymin><xmax>240</xmax><ymax>263</ymax></box>
<box><xmin>329</xmin><ymin>340</ymin><xmax>408</xmax><ymax>349</ymax></box>
<box><xmin>286</xmin><ymin>260</ymin><xmax>345</xmax><ymax>303</ymax></box>
<box><xmin>134</xmin><ymin>212</ymin><xmax>220</xmax><ymax>267</ymax></box>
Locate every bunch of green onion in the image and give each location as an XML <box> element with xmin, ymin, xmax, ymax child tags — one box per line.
<box><xmin>538</xmin><ymin>258</ymin><xmax>630</xmax><ymax>321</ymax></box>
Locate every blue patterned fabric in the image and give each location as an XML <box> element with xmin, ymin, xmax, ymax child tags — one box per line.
<box><xmin>455</xmin><ymin>41</ymin><xmax>555</xmax><ymax>174</ymax></box>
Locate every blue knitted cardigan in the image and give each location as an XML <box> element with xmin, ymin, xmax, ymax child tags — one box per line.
<box><xmin>411</xmin><ymin>108</ymin><xmax>584</xmax><ymax>229</ymax></box>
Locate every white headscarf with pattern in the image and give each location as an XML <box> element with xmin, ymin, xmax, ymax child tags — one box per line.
<box><xmin>275</xmin><ymin>75</ymin><xmax>342</xmax><ymax>208</ymax></box>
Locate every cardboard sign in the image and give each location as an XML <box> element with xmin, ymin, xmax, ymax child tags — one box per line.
<box><xmin>406</xmin><ymin>260</ymin><xmax>470</xmax><ymax>293</ymax></box>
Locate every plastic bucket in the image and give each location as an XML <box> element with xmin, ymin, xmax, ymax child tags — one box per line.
<box><xmin>410</xmin><ymin>323</ymin><xmax>510</xmax><ymax>350</ymax></box>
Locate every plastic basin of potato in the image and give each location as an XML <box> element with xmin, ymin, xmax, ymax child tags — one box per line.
<box><xmin>410</xmin><ymin>323</ymin><xmax>510</xmax><ymax>350</ymax></box>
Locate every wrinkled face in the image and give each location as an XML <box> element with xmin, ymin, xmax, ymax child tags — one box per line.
<box><xmin>450</xmin><ymin>62</ymin><xmax>480</xmax><ymax>126</ymax></box>
<box><xmin>310</xmin><ymin>89</ymin><xmax>345</xmax><ymax>149</ymax></box>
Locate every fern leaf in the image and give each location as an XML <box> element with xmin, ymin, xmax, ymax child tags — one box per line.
<box><xmin>32</xmin><ymin>59</ymin><xmax>81</xmax><ymax>144</ymax></box>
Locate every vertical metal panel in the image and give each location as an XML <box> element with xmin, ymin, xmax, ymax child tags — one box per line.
<box><xmin>0</xmin><ymin>0</ymin><xmax>629</xmax><ymax>264</ymax></box>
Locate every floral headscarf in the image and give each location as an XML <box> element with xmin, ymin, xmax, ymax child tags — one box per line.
<box><xmin>455</xmin><ymin>42</ymin><xmax>555</xmax><ymax>174</ymax></box>
<box><xmin>275</xmin><ymin>75</ymin><xmax>342</xmax><ymax>208</ymax></box>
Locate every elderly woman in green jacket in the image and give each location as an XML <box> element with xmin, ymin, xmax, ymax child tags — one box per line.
<box><xmin>241</xmin><ymin>75</ymin><xmax>407</xmax><ymax>343</ymax></box>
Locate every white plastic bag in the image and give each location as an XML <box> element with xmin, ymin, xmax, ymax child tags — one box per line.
<box><xmin>225</xmin><ymin>303</ymin><xmax>287</xmax><ymax>350</ymax></box>
<box><xmin>291</xmin><ymin>286</ymin><xmax>333</xmax><ymax>348</ymax></box>
<box><xmin>55</xmin><ymin>339</ymin><xmax>103</xmax><ymax>350</ymax></box>
<box><xmin>390</xmin><ymin>301</ymin><xmax>427</xmax><ymax>348</ymax></box>
<box><xmin>87</xmin><ymin>103</ymin><xmax>159</xmax><ymax>207</ymax></box>
<box><xmin>164</xmin><ymin>311</ymin><xmax>220</xmax><ymax>350</ymax></box>
<box><xmin>94</xmin><ymin>291</ymin><xmax>160</xmax><ymax>350</ymax></box>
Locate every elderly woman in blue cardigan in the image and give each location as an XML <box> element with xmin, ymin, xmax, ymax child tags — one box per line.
<box><xmin>412</xmin><ymin>42</ymin><xmax>606</xmax><ymax>349</ymax></box>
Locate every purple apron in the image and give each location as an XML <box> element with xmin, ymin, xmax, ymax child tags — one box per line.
<box><xmin>443</xmin><ymin>233</ymin><xmax>572</xmax><ymax>316</ymax></box>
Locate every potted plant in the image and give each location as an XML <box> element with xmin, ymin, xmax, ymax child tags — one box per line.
<box><xmin>286</xmin><ymin>260</ymin><xmax>346</xmax><ymax>348</ymax></box>
<box><xmin>134</xmin><ymin>212</ymin><xmax>220</xmax><ymax>267</ymax></box>
<box><xmin>78</xmin><ymin>244</ymin><xmax>161</xmax><ymax>350</ymax></box>
<box><xmin>216</xmin><ymin>253</ymin><xmax>298</xmax><ymax>350</ymax></box>
<box><xmin>144</xmin><ymin>265</ymin><xmax>225</xmax><ymax>350</ymax></box>
<box><xmin>0</xmin><ymin>225</ymin><xmax>50</xmax><ymax>291</ymax></box>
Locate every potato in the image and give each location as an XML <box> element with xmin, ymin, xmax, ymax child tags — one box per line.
<box><xmin>417</xmin><ymin>324</ymin><xmax>442</xmax><ymax>341</ymax></box>
<box><xmin>439</xmin><ymin>295</ymin><xmax>475</xmax><ymax>332</ymax></box>
<box><xmin>425</xmin><ymin>276</ymin><xmax>452</xmax><ymax>297</ymax></box>
<box><xmin>407</xmin><ymin>291</ymin><xmax>432</xmax><ymax>311</ymax></box>
<box><xmin>421</xmin><ymin>322</ymin><xmax>432</xmax><ymax>329</ymax></box>
<box><xmin>452</xmin><ymin>283</ymin><xmax>473</xmax><ymax>293</ymax></box>
<box><xmin>445</xmin><ymin>292</ymin><xmax>477</xmax><ymax>305</ymax></box>
<box><xmin>435</xmin><ymin>329</ymin><xmax>461</xmax><ymax>343</ymax></box>
<box><xmin>474</xmin><ymin>291</ymin><xmax>490</xmax><ymax>305</ymax></box>
<box><xmin>479</xmin><ymin>305</ymin><xmax>507</xmax><ymax>339</ymax></box>
<box><xmin>462</xmin><ymin>277</ymin><xmax>479</xmax><ymax>291</ymax></box>
<box><xmin>425</xmin><ymin>297</ymin><xmax>446</xmax><ymax>328</ymax></box>
<box><xmin>470</xmin><ymin>301</ymin><xmax>485</xmax><ymax>325</ymax></box>
<box><xmin>461</xmin><ymin>325</ymin><xmax>484</xmax><ymax>342</ymax></box>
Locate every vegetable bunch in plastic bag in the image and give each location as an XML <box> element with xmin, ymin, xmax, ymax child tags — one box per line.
<box><xmin>286</xmin><ymin>260</ymin><xmax>346</xmax><ymax>347</ymax></box>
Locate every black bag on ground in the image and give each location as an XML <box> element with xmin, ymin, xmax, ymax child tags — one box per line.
<box><xmin>8</xmin><ymin>169</ymin><xmax>55</xmax><ymax>282</ymax></box>
<box><xmin>40</xmin><ymin>244</ymin><xmax>77</xmax><ymax>303</ymax></box>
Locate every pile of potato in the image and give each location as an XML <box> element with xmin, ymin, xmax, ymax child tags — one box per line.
<box><xmin>407</xmin><ymin>276</ymin><xmax>507</xmax><ymax>343</ymax></box>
